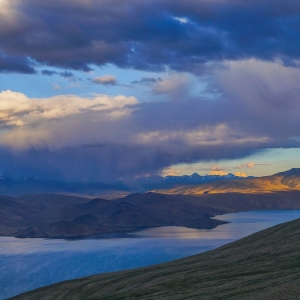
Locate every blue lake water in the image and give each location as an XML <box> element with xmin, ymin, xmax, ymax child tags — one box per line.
<box><xmin>1</xmin><ymin>210</ymin><xmax>300</xmax><ymax>299</ymax></box>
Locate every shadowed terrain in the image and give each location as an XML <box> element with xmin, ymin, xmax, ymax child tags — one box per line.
<box><xmin>11</xmin><ymin>217</ymin><xmax>300</xmax><ymax>299</ymax></box>
<box><xmin>0</xmin><ymin>193</ymin><xmax>227</xmax><ymax>238</ymax></box>
<box><xmin>1</xmin><ymin>189</ymin><xmax>300</xmax><ymax>238</ymax></box>
<box><xmin>1</xmin><ymin>168</ymin><xmax>300</xmax><ymax>238</ymax></box>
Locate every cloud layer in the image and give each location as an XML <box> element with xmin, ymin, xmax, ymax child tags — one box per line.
<box><xmin>0</xmin><ymin>59</ymin><xmax>299</xmax><ymax>180</ymax></box>
<box><xmin>1</xmin><ymin>0</ymin><xmax>300</xmax><ymax>73</ymax></box>
<box><xmin>1</xmin><ymin>0</ymin><xmax>300</xmax><ymax>180</ymax></box>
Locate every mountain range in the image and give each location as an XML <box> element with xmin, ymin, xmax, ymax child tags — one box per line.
<box><xmin>0</xmin><ymin>172</ymin><xmax>251</xmax><ymax>198</ymax></box>
<box><xmin>1</xmin><ymin>168</ymin><xmax>300</xmax><ymax>239</ymax></box>
<box><xmin>154</xmin><ymin>168</ymin><xmax>300</xmax><ymax>195</ymax></box>
<box><xmin>1</xmin><ymin>169</ymin><xmax>299</xmax><ymax>199</ymax></box>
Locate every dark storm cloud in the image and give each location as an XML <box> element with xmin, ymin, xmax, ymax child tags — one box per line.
<box><xmin>0</xmin><ymin>142</ymin><xmax>278</xmax><ymax>182</ymax></box>
<box><xmin>0</xmin><ymin>53</ymin><xmax>35</xmax><ymax>74</ymax></box>
<box><xmin>41</xmin><ymin>69</ymin><xmax>74</xmax><ymax>78</ymax></box>
<box><xmin>2</xmin><ymin>0</ymin><xmax>300</xmax><ymax>73</ymax></box>
<box><xmin>131</xmin><ymin>77</ymin><xmax>162</xmax><ymax>85</ymax></box>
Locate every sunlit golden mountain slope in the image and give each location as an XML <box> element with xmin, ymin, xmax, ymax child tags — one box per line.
<box><xmin>153</xmin><ymin>168</ymin><xmax>300</xmax><ymax>195</ymax></box>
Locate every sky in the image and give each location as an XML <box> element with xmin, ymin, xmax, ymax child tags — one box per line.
<box><xmin>0</xmin><ymin>0</ymin><xmax>300</xmax><ymax>182</ymax></box>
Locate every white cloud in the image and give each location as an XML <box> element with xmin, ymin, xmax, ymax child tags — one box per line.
<box><xmin>0</xmin><ymin>90</ymin><xmax>137</xmax><ymax>148</ymax></box>
<box><xmin>92</xmin><ymin>75</ymin><xmax>117</xmax><ymax>85</ymax></box>
<box><xmin>208</xmin><ymin>166</ymin><xmax>228</xmax><ymax>176</ymax></box>
<box><xmin>0</xmin><ymin>90</ymin><xmax>136</xmax><ymax>120</ymax></box>
<box><xmin>174</xmin><ymin>17</ymin><xmax>189</xmax><ymax>23</ymax></box>
<box><xmin>152</xmin><ymin>74</ymin><xmax>189</xmax><ymax>95</ymax></box>
<box><xmin>247</xmin><ymin>162</ymin><xmax>255</xmax><ymax>169</ymax></box>
<box><xmin>237</xmin><ymin>162</ymin><xmax>255</xmax><ymax>169</ymax></box>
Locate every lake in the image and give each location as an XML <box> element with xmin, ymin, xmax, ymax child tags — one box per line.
<box><xmin>1</xmin><ymin>210</ymin><xmax>300</xmax><ymax>299</ymax></box>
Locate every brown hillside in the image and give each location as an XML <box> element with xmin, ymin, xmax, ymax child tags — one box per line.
<box><xmin>153</xmin><ymin>168</ymin><xmax>300</xmax><ymax>195</ymax></box>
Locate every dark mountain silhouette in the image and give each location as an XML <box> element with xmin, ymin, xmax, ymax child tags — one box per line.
<box><xmin>0</xmin><ymin>193</ymin><xmax>227</xmax><ymax>238</ymax></box>
<box><xmin>1</xmin><ymin>189</ymin><xmax>300</xmax><ymax>238</ymax></box>
<box><xmin>1</xmin><ymin>168</ymin><xmax>300</xmax><ymax>238</ymax></box>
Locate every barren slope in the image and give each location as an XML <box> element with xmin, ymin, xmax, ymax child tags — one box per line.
<box><xmin>153</xmin><ymin>168</ymin><xmax>300</xmax><ymax>195</ymax></box>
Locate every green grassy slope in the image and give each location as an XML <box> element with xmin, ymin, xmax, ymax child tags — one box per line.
<box><xmin>11</xmin><ymin>217</ymin><xmax>300</xmax><ymax>300</ymax></box>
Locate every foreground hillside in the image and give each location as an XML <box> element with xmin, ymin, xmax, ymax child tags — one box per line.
<box><xmin>11</xmin><ymin>217</ymin><xmax>300</xmax><ymax>299</ymax></box>
<box><xmin>154</xmin><ymin>168</ymin><xmax>300</xmax><ymax>195</ymax></box>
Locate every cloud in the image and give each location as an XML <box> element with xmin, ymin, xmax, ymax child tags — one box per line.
<box><xmin>235</xmin><ymin>172</ymin><xmax>247</xmax><ymax>177</ymax></box>
<box><xmin>0</xmin><ymin>53</ymin><xmax>35</xmax><ymax>74</ymax></box>
<box><xmin>237</xmin><ymin>162</ymin><xmax>255</xmax><ymax>169</ymax></box>
<box><xmin>209</xmin><ymin>168</ymin><xmax>247</xmax><ymax>177</ymax></box>
<box><xmin>0</xmin><ymin>90</ymin><xmax>137</xmax><ymax>148</ymax></box>
<box><xmin>247</xmin><ymin>162</ymin><xmax>255</xmax><ymax>169</ymax></box>
<box><xmin>208</xmin><ymin>166</ymin><xmax>228</xmax><ymax>176</ymax></box>
<box><xmin>131</xmin><ymin>77</ymin><xmax>162</xmax><ymax>85</ymax></box>
<box><xmin>152</xmin><ymin>74</ymin><xmax>190</xmax><ymax>97</ymax></box>
<box><xmin>173</xmin><ymin>17</ymin><xmax>189</xmax><ymax>24</ymax></box>
<box><xmin>160</xmin><ymin>166</ymin><xmax>181</xmax><ymax>177</ymax></box>
<box><xmin>92</xmin><ymin>75</ymin><xmax>117</xmax><ymax>85</ymax></box>
<box><xmin>42</xmin><ymin>70</ymin><xmax>75</xmax><ymax>78</ymax></box>
<box><xmin>2</xmin><ymin>0</ymin><xmax>300</xmax><ymax>73</ymax></box>
<box><xmin>0</xmin><ymin>58</ymin><xmax>300</xmax><ymax>181</ymax></box>
<box><xmin>209</xmin><ymin>170</ymin><xmax>228</xmax><ymax>176</ymax></box>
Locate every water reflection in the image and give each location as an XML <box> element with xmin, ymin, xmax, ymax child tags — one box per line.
<box><xmin>130</xmin><ymin>210</ymin><xmax>300</xmax><ymax>240</ymax></box>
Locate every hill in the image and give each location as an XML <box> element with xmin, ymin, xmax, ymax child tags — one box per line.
<box><xmin>11</xmin><ymin>216</ymin><xmax>300</xmax><ymax>299</ymax></box>
<box><xmin>2</xmin><ymin>189</ymin><xmax>300</xmax><ymax>238</ymax></box>
<box><xmin>153</xmin><ymin>168</ymin><xmax>300</xmax><ymax>195</ymax></box>
<box><xmin>0</xmin><ymin>193</ymin><xmax>227</xmax><ymax>238</ymax></box>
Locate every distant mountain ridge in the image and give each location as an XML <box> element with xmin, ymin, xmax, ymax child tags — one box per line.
<box><xmin>0</xmin><ymin>172</ymin><xmax>252</xmax><ymax>197</ymax></box>
<box><xmin>153</xmin><ymin>168</ymin><xmax>300</xmax><ymax>195</ymax></box>
<box><xmin>124</xmin><ymin>172</ymin><xmax>252</xmax><ymax>192</ymax></box>
<box><xmin>278</xmin><ymin>168</ymin><xmax>300</xmax><ymax>188</ymax></box>
<box><xmin>163</xmin><ymin>172</ymin><xmax>251</xmax><ymax>183</ymax></box>
<box><xmin>0</xmin><ymin>168</ymin><xmax>299</xmax><ymax>197</ymax></box>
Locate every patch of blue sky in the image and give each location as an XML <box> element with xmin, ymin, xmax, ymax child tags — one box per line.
<box><xmin>163</xmin><ymin>148</ymin><xmax>300</xmax><ymax>177</ymax></box>
<box><xmin>0</xmin><ymin>63</ymin><xmax>208</xmax><ymax>102</ymax></box>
